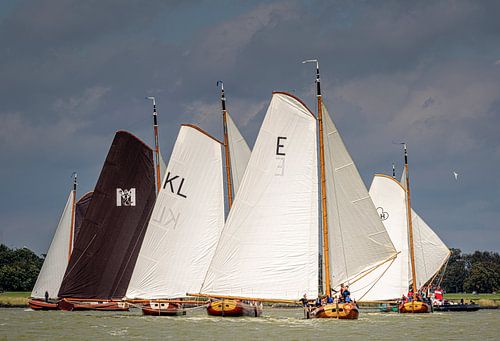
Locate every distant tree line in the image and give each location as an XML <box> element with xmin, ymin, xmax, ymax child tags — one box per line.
<box><xmin>440</xmin><ymin>248</ymin><xmax>500</xmax><ymax>293</ymax></box>
<box><xmin>0</xmin><ymin>244</ymin><xmax>44</xmax><ymax>291</ymax></box>
<box><xmin>0</xmin><ymin>244</ymin><xmax>499</xmax><ymax>293</ymax></box>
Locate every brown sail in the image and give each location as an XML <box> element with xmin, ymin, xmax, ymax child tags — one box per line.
<box><xmin>58</xmin><ymin>131</ymin><xmax>156</xmax><ymax>300</ymax></box>
<box><xmin>73</xmin><ymin>191</ymin><xmax>93</xmax><ymax>244</ymax></box>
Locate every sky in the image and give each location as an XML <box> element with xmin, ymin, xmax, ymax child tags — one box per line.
<box><xmin>0</xmin><ymin>0</ymin><xmax>499</xmax><ymax>255</ymax></box>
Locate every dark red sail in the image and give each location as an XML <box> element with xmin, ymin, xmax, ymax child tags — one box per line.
<box><xmin>73</xmin><ymin>191</ymin><xmax>93</xmax><ymax>244</ymax></box>
<box><xmin>58</xmin><ymin>131</ymin><xmax>156</xmax><ymax>299</ymax></box>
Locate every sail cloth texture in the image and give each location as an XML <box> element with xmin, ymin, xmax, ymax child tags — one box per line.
<box><xmin>400</xmin><ymin>170</ymin><xmax>449</xmax><ymax>288</ymax></box>
<box><xmin>58</xmin><ymin>131</ymin><xmax>156</xmax><ymax>299</ymax></box>
<box><xmin>126</xmin><ymin>125</ymin><xmax>224</xmax><ymax>299</ymax></box>
<box><xmin>226</xmin><ymin>113</ymin><xmax>251</xmax><ymax>196</ymax></box>
<box><xmin>321</xmin><ymin>103</ymin><xmax>397</xmax><ymax>290</ymax></box>
<box><xmin>348</xmin><ymin>175</ymin><xmax>410</xmax><ymax>301</ymax></box>
<box><xmin>412</xmin><ymin>210</ymin><xmax>450</xmax><ymax>289</ymax></box>
<box><xmin>31</xmin><ymin>192</ymin><xmax>74</xmax><ymax>299</ymax></box>
<box><xmin>200</xmin><ymin>93</ymin><xmax>319</xmax><ymax>300</ymax></box>
<box><xmin>74</xmin><ymin>192</ymin><xmax>93</xmax><ymax>244</ymax></box>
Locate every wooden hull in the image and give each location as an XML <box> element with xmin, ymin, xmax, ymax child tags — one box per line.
<box><xmin>312</xmin><ymin>303</ymin><xmax>359</xmax><ymax>319</ymax></box>
<box><xmin>142</xmin><ymin>302</ymin><xmax>186</xmax><ymax>316</ymax></box>
<box><xmin>57</xmin><ymin>299</ymin><xmax>129</xmax><ymax>311</ymax></box>
<box><xmin>399</xmin><ymin>301</ymin><xmax>430</xmax><ymax>313</ymax></box>
<box><xmin>28</xmin><ymin>299</ymin><xmax>58</xmax><ymax>310</ymax></box>
<box><xmin>207</xmin><ymin>300</ymin><xmax>262</xmax><ymax>317</ymax></box>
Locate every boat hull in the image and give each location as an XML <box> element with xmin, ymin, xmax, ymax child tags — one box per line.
<box><xmin>207</xmin><ymin>300</ymin><xmax>262</xmax><ymax>317</ymax></box>
<box><xmin>142</xmin><ymin>302</ymin><xmax>186</xmax><ymax>316</ymax></box>
<box><xmin>312</xmin><ymin>303</ymin><xmax>359</xmax><ymax>319</ymax></box>
<box><xmin>57</xmin><ymin>299</ymin><xmax>129</xmax><ymax>311</ymax></box>
<box><xmin>398</xmin><ymin>301</ymin><xmax>430</xmax><ymax>313</ymax></box>
<box><xmin>433</xmin><ymin>304</ymin><xmax>480</xmax><ymax>312</ymax></box>
<box><xmin>28</xmin><ymin>299</ymin><xmax>58</xmax><ymax>310</ymax></box>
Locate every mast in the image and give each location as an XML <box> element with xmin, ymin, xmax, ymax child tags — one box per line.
<box><xmin>68</xmin><ymin>172</ymin><xmax>77</xmax><ymax>261</ymax></box>
<box><xmin>303</xmin><ymin>59</ymin><xmax>331</xmax><ymax>296</ymax></box>
<box><xmin>218</xmin><ymin>81</ymin><xmax>234</xmax><ymax>209</ymax></box>
<box><xmin>147</xmin><ymin>96</ymin><xmax>162</xmax><ymax>194</ymax></box>
<box><xmin>402</xmin><ymin>143</ymin><xmax>418</xmax><ymax>294</ymax></box>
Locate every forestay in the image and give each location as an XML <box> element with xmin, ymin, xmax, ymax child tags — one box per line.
<box><xmin>31</xmin><ymin>192</ymin><xmax>73</xmax><ymax>299</ymax></box>
<box><xmin>126</xmin><ymin>125</ymin><xmax>224</xmax><ymax>299</ymax></box>
<box><xmin>226</xmin><ymin>112</ymin><xmax>251</xmax><ymax>196</ymax></box>
<box><xmin>200</xmin><ymin>92</ymin><xmax>319</xmax><ymax>300</ymax></box>
<box><xmin>322</xmin><ymin>103</ymin><xmax>397</xmax><ymax>290</ymax></box>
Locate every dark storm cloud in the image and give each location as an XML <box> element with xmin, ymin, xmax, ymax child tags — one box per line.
<box><xmin>0</xmin><ymin>0</ymin><xmax>498</xmax><ymax>253</ymax></box>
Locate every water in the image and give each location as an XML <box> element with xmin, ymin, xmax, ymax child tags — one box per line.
<box><xmin>1</xmin><ymin>307</ymin><xmax>498</xmax><ymax>340</ymax></box>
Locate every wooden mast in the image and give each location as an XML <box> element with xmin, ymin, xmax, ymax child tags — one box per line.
<box><xmin>147</xmin><ymin>97</ymin><xmax>162</xmax><ymax>194</ymax></box>
<box><xmin>218</xmin><ymin>81</ymin><xmax>234</xmax><ymax>209</ymax></box>
<box><xmin>304</xmin><ymin>59</ymin><xmax>331</xmax><ymax>296</ymax></box>
<box><xmin>402</xmin><ymin>143</ymin><xmax>418</xmax><ymax>294</ymax></box>
<box><xmin>68</xmin><ymin>172</ymin><xmax>77</xmax><ymax>261</ymax></box>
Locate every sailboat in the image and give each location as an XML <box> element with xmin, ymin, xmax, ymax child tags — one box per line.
<box><xmin>193</xmin><ymin>91</ymin><xmax>320</xmax><ymax>314</ymax></box>
<box><xmin>190</xmin><ymin>76</ymin><xmax>397</xmax><ymax>319</ymax></box>
<box><xmin>204</xmin><ymin>81</ymin><xmax>259</xmax><ymax>317</ymax></box>
<box><xmin>29</xmin><ymin>174</ymin><xmax>78</xmax><ymax>310</ymax></box>
<box><xmin>301</xmin><ymin>60</ymin><xmax>397</xmax><ymax>319</ymax></box>
<box><xmin>347</xmin><ymin>170</ymin><xmax>450</xmax><ymax>305</ymax></box>
<box><xmin>126</xmin><ymin>124</ymin><xmax>225</xmax><ymax>316</ymax></box>
<box><xmin>57</xmin><ymin>131</ymin><xmax>156</xmax><ymax>311</ymax></box>
<box><xmin>397</xmin><ymin>144</ymin><xmax>448</xmax><ymax>313</ymax></box>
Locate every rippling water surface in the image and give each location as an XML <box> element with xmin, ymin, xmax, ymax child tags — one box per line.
<box><xmin>1</xmin><ymin>307</ymin><xmax>498</xmax><ymax>340</ymax></box>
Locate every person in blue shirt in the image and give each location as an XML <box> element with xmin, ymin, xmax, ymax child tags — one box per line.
<box><xmin>342</xmin><ymin>286</ymin><xmax>351</xmax><ymax>302</ymax></box>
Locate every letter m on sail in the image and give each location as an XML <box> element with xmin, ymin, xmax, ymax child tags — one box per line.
<box><xmin>116</xmin><ymin>188</ymin><xmax>136</xmax><ymax>206</ymax></box>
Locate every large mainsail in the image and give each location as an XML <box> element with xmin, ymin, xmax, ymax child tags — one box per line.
<box><xmin>348</xmin><ymin>174</ymin><xmax>409</xmax><ymax>301</ymax></box>
<box><xmin>58</xmin><ymin>131</ymin><xmax>156</xmax><ymax>299</ymax></box>
<box><xmin>200</xmin><ymin>92</ymin><xmax>319</xmax><ymax>300</ymax></box>
<box><xmin>31</xmin><ymin>192</ymin><xmax>74</xmax><ymax>299</ymax></box>
<box><xmin>226</xmin><ymin>113</ymin><xmax>251</xmax><ymax>196</ymax></box>
<box><xmin>126</xmin><ymin>125</ymin><xmax>224</xmax><ymax>299</ymax></box>
<box><xmin>322</xmin><ymin>103</ymin><xmax>397</xmax><ymax>290</ymax></box>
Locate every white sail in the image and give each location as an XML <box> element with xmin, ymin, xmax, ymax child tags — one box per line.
<box><xmin>200</xmin><ymin>92</ymin><xmax>319</xmax><ymax>300</ymax></box>
<box><xmin>322</xmin><ymin>103</ymin><xmax>397</xmax><ymax>291</ymax></box>
<box><xmin>31</xmin><ymin>192</ymin><xmax>74</xmax><ymax>299</ymax></box>
<box><xmin>126</xmin><ymin>125</ymin><xmax>224</xmax><ymax>299</ymax></box>
<box><xmin>401</xmin><ymin>167</ymin><xmax>450</xmax><ymax>288</ymax></box>
<box><xmin>348</xmin><ymin>175</ymin><xmax>410</xmax><ymax>301</ymax></box>
<box><xmin>226</xmin><ymin>112</ymin><xmax>251</xmax><ymax>196</ymax></box>
<box><xmin>412</xmin><ymin>210</ymin><xmax>450</xmax><ymax>289</ymax></box>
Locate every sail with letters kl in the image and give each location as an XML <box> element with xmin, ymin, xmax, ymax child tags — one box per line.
<box><xmin>194</xmin><ymin>92</ymin><xmax>319</xmax><ymax>314</ymax></box>
<box><xmin>57</xmin><ymin>131</ymin><xmax>156</xmax><ymax>311</ymax></box>
<box><xmin>126</xmin><ymin>124</ymin><xmax>225</xmax><ymax>316</ymax></box>
<box><xmin>29</xmin><ymin>174</ymin><xmax>78</xmax><ymax>310</ymax></box>
<box><xmin>299</xmin><ymin>60</ymin><xmax>397</xmax><ymax>319</ymax></box>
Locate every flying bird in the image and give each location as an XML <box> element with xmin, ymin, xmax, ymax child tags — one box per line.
<box><xmin>453</xmin><ymin>171</ymin><xmax>458</xmax><ymax>180</ymax></box>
